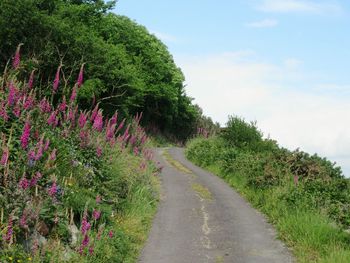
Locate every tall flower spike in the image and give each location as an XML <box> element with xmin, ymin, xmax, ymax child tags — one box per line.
<box><xmin>12</xmin><ymin>44</ymin><xmax>23</xmax><ymax>69</ymax></box>
<box><xmin>20</xmin><ymin>120</ymin><xmax>31</xmax><ymax>149</ymax></box>
<box><xmin>0</xmin><ymin>146</ymin><xmax>9</xmax><ymax>166</ymax></box>
<box><xmin>28</xmin><ymin>70</ymin><xmax>35</xmax><ymax>89</ymax></box>
<box><xmin>77</xmin><ymin>63</ymin><xmax>85</xmax><ymax>88</ymax></box>
<box><xmin>70</xmin><ymin>85</ymin><xmax>77</xmax><ymax>102</ymax></box>
<box><xmin>53</xmin><ymin>65</ymin><xmax>61</xmax><ymax>93</ymax></box>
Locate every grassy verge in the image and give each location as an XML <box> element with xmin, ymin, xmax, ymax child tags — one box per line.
<box><xmin>186</xmin><ymin>138</ymin><xmax>350</xmax><ymax>263</ymax></box>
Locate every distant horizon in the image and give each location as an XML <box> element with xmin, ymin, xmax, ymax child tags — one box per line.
<box><xmin>115</xmin><ymin>0</ymin><xmax>350</xmax><ymax>177</ymax></box>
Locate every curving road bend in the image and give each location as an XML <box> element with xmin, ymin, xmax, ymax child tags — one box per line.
<box><xmin>139</xmin><ymin>148</ymin><xmax>293</xmax><ymax>263</ymax></box>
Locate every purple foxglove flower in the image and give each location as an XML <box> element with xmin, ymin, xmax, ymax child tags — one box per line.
<box><xmin>12</xmin><ymin>104</ymin><xmax>21</xmax><ymax>118</ymax></box>
<box><xmin>110</xmin><ymin>112</ymin><xmax>118</xmax><ymax>126</ymax></box>
<box><xmin>96</xmin><ymin>146</ymin><xmax>102</xmax><ymax>157</ymax></box>
<box><xmin>78</xmin><ymin>112</ymin><xmax>88</xmax><ymax>128</ymax></box>
<box><xmin>58</xmin><ymin>97</ymin><xmax>67</xmax><ymax>112</ymax></box>
<box><xmin>82</xmin><ymin>234</ymin><xmax>89</xmax><ymax>247</ymax></box>
<box><xmin>12</xmin><ymin>44</ymin><xmax>23</xmax><ymax>69</ymax></box>
<box><xmin>39</xmin><ymin>98</ymin><xmax>52</xmax><ymax>113</ymax></box>
<box><xmin>106</xmin><ymin>124</ymin><xmax>116</xmax><ymax>141</ymax></box>
<box><xmin>47</xmin><ymin>110</ymin><xmax>58</xmax><ymax>127</ymax></box>
<box><xmin>20</xmin><ymin>120</ymin><xmax>31</xmax><ymax>149</ymax></box>
<box><xmin>0</xmin><ymin>147</ymin><xmax>9</xmax><ymax>166</ymax></box>
<box><xmin>23</xmin><ymin>96</ymin><xmax>34</xmax><ymax>110</ymax></box>
<box><xmin>48</xmin><ymin>181</ymin><xmax>57</xmax><ymax>197</ymax></box>
<box><xmin>19</xmin><ymin>176</ymin><xmax>30</xmax><ymax>190</ymax></box>
<box><xmin>53</xmin><ymin>66</ymin><xmax>61</xmax><ymax>93</ymax></box>
<box><xmin>27</xmin><ymin>70</ymin><xmax>35</xmax><ymax>89</ymax></box>
<box><xmin>20</xmin><ymin>211</ymin><xmax>28</xmax><ymax>229</ymax></box>
<box><xmin>0</xmin><ymin>101</ymin><xmax>9</xmax><ymax>121</ymax></box>
<box><xmin>129</xmin><ymin>135</ymin><xmax>136</xmax><ymax>146</ymax></box>
<box><xmin>116</xmin><ymin>118</ymin><xmax>125</xmax><ymax>134</ymax></box>
<box><xmin>81</xmin><ymin>213</ymin><xmax>91</xmax><ymax>235</ymax></box>
<box><xmin>4</xmin><ymin>216</ymin><xmax>13</xmax><ymax>242</ymax></box>
<box><xmin>90</xmin><ymin>104</ymin><xmax>99</xmax><ymax>122</ymax></box>
<box><xmin>7</xmin><ymin>82</ymin><xmax>17</xmax><ymax>106</ymax></box>
<box><xmin>49</xmin><ymin>149</ymin><xmax>57</xmax><ymax>161</ymax></box>
<box><xmin>70</xmin><ymin>85</ymin><xmax>77</xmax><ymax>102</ymax></box>
<box><xmin>44</xmin><ymin>138</ymin><xmax>50</xmax><ymax>151</ymax></box>
<box><xmin>93</xmin><ymin>110</ymin><xmax>103</xmax><ymax>132</ymax></box>
<box><xmin>133</xmin><ymin>147</ymin><xmax>139</xmax><ymax>156</ymax></box>
<box><xmin>92</xmin><ymin>209</ymin><xmax>101</xmax><ymax>220</ymax></box>
<box><xmin>77</xmin><ymin>64</ymin><xmax>84</xmax><ymax>88</ymax></box>
<box><xmin>89</xmin><ymin>245</ymin><xmax>94</xmax><ymax>255</ymax></box>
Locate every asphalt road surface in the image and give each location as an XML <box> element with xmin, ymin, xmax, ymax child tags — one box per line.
<box><xmin>139</xmin><ymin>148</ymin><xmax>293</xmax><ymax>263</ymax></box>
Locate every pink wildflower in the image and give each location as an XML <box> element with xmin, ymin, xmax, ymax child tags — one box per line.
<box><xmin>30</xmin><ymin>172</ymin><xmax>42</xmax><ymax>187</ymax></box>
<box><xmin>0</xmin><ymin>101</ymin><xmax>9</xmax><ymax>121</ymax></box>
<box><xmin>39</xmin><ymin>98</ymin><xmax>52</xmax><ymax>113</ymax></box>
<box><xmin>49</xmin><ymin>148</ymin><xmax>57</xmax><ymax>161</ymax></box>
<box><xmin>0</xmin><ymin>147</ymin><xmax>9</xmax><ymax>166</ymax></box>
<box><xmin>92</xmin><ymin>209</ymin><xmax>101</xmax><ymax>220</ymax></box>
<box><xmin>27</xmin><ymin>70</ymin><xmax>35</xmax><ymax>89</ymax></box>
<box><xmin>12</xmin><ymin>104</ymin><xmax>21</xmax><ymax>118</ymax></box>
<box><xmin>48</xmin><ymin>110</ymin><xmax>58</xmax><ymax>127</ymax></box>
<box><xmin>116</xmin><ymin>118</ymin><xmax>125</xmax><ymax>134</ymax></box>
<box><xmin>129</xmin><ymin>135</ymin><xmax>136</xmax><ymax>146</ymax></box>
<box><xmin>23</xmin><ymin>95</ymin><xmax>34</xmax><ymax>110</ymax></box>
<box><xmin>77</xmin><ymin>64</ymin><xmax>84</xmax><ymax>88</ymax></box>
<box><xmin>58</xmin><ymin>97</ymin><xmax>67</xmax><ymax>112</ymax></box>
<box><xmin>90</xmin><ymin>104</ymin><xmax>99</xmax><ymax>122</ymax></box>
<box><xmin>19</xmin><ymin>176</ymin><xmax>30</xmax><ymax>190</ymax></box>
<box><xmin>81</xmin><ymin>213</ymin><xmax>91</xmax><ymax>235</ymax></box>
<box><xmin>7</xmin><ymin>82</ymin><xmax>17</xmax><ymax>106</ymax></box>
<box><xmin>48</xmin><ymin>181</ymin><xmax>57</xmax><ymax>197</ymax></box>
<box><xmin>133</xmin><ymin>147</ymin><xmax>139</xmax><ymax>156</ymax></box>
<box><xmin>70</xmin><ymin>85</ymin><xmax>77</xmax><ymax>102</ymax></box>
<box><xmin>53</xmin><ymin>66</ymin><xmax>61</xmax><ymax>93</ymax></box>
<box><xmin>20</xmin><ymin>120</ymin><xmax>31</xmax><ymax>149</ymax></box>
<box><xmin>108</xmin><ymin>230</ymin><xmax>113</xmax><ymax>238</ymax></box>
<box><xmin>12</xmin><ymin>44</ymin><xmax>23</xmax><ymax>69</ymax></box>
<box><xmin>78</xmin><ymin>112</ymin><xmax>88</xmax><ymax>128</ymax></box>
<box><xmin>96</xmin><ymin>146</ymin><xmax>102</xmax><ymax>157</ymax></box>
<box><xmin>20</xmin><ymin>211</ymin><xmax>28</xmax><ymax>229</ymax></box>
<box><xmin>82</xmin><ymin>234</ymin><xmax>89</xmax><ymax>247</ymax></box>
<box><xmin>110</xmin><ymin>112</ymin><xmax>118</xmax><ymax>125</ymax></box>
<box><xmin>44</xmin><ymin>138</ymin><xmax>50</xmax><ymax>151</ymax></box>
<box><xmin>4</xmin><ymin>216</ymin><xmax>13</xmax><ymax>242</ymax></box>
<box><xmin>88</xmin><ymin>245</ymin><xmax>94</xmax><ymax>255</ymax></box>
<box><xmin>106</xmin><ymin>123</ymin><xmax>116</xmax><ymax>141</ymax></box>
<box><xmin>93</xmin><ymin>110</ymin><xmax>103</xmax><ymax>132</ymax></box>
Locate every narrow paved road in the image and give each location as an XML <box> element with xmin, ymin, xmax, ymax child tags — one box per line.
<box><xmin>139</xmin><ymin>148</ymin><xmax>293</xmax><ymax>263</ymax></box>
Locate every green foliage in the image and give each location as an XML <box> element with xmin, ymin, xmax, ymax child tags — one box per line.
<box><xmin>0</xmin><ymin>0</ymin><xmax>199</xmax><ymax>141</ymax></box>
<box><xmin>186</xmin><ymin>114</ymin><xmax>350</xmax><ymax>262</ymax></box>
<box><xmin>220</xmin><ymin>116</ymin><xmax>263</xmax><ymax>150</ymax></box>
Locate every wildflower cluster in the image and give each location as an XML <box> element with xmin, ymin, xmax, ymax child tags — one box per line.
<box><xmin>0</xmin><ymin>45</ymin><xmax>153</xmax><ymax>258</ymax></box>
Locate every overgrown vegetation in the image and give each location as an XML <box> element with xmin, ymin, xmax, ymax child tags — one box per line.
<box><xmin>0</xmin><ymin>0</ymin><xmax>202</xmax><ymax>141</ymax></box>
<box><xmin>0</xmin><ymin>49</ymin><xmax>159</xmax><ymax>262</ymax></box>
<box><xmin>186</xmin><ymin>115</ymin><xmax>350</xmax><ymax>262</ymax></box>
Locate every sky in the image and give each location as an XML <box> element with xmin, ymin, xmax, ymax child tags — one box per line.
<box><xmin>114</xmin><ymin>0</ymin><xmax>350</xmax><ymax>176</ymax></box>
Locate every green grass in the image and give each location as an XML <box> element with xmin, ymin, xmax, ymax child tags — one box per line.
<box><xmin>188</xmin><ymin>154</ymin><xmax>350</xmax><ymax>263</ymax></box>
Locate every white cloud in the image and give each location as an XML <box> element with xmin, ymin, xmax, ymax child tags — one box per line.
<box><xmin>284</xmin><ymin>58</ymin><xmax>303</xmax><ymax>68</ymax></box>
<box><xmin>176</xmin><ymin>52</ymin><xmax>350</xmax><ymax>176</ymax></box>
<box><xmin>258</xmin><ymin>0</ymin><xmax>342</xmax><ymax>14</ymax></box>
<box><xmin>246</xmin><ymin>18</ymin><xmax>279</xmax><ymax>28</ymax></box>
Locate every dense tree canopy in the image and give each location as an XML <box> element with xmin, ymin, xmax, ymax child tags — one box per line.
<box><xmin>0</xmin><ymin>0</ymin><xmax>199</xmax><ymax>140</ymax></box>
